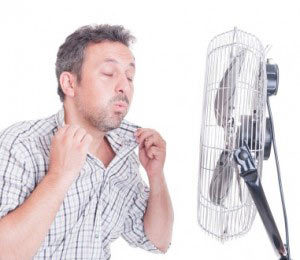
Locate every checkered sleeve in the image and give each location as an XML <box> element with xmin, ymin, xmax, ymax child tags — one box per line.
<box><xmin>0</xmin><ymin>138</ymin><xmax>34</xmax><ymax>218</ymax></box>
<box><xmin>120</xmin><ymin>151</ymin><xmax>166</xmax><ymax>254</ymax></box>
<box><xmin>121</xmin><ymin>176</ymin><xmax>165</xmax><ymax>254</ymax></box>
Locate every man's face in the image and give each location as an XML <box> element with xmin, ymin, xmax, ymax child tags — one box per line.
<box><xmin>73</xmin><ymin>41</ymin><xmax>135</xmax><ymax>132</ymax></box>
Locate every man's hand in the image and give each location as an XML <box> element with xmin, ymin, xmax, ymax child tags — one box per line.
<box><xmin>0</xmin><ymin>124</ymin><xmax>94</xmax><ymax>259</ymax></box>
<box><xmin>135</xmin><ymin>128</ymin><xmax>173</xmax><ymax>252</ymax></box>
<box><xmin>48</xmin><ymin>124</ymin><xmax>93</xmax><ymax>182</ymax></box>
<box><xmin>134</xmin><ymin>128</ymin><xmax>166</xmax><ymax>179</ymax></box>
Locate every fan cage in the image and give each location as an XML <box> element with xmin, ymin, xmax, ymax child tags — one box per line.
<box><xmin>197</xmin><ymin>28</ymin><xmax>268</xmax><ymax>241</ymax></box>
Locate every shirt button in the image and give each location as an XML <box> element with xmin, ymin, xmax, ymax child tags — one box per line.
<box><xmin>95</xmin><ymin>233</ymin><xmax>99</xmax><ymax>239</ymax></box>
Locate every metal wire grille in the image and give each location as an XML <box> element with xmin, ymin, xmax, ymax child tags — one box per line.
<box><xmin>197</xmin><ymin>28</ymin><xmax>267</xmax><ymax>241</ymax></box>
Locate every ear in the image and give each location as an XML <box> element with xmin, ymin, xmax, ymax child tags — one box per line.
<box><xmin>59</xmin><ymin>72</ymin><xmax>76</xmax><ymax>98</ymax></box>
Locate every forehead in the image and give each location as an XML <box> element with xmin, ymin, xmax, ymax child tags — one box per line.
<box><xmin>83</xmin><ymin>41</ymin><xmax>135</xmax><ymax>68</ymax></box>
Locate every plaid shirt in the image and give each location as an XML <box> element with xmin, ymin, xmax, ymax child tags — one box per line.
<box><xmin>0</xmin><ymin>106</ymin><xmax>162</xmax><ymax>259</ymax></box>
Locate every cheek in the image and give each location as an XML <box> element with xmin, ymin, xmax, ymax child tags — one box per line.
<box><xmin>127</xmin><ymin>87</ymin><xmax>134</xmax><ymax>103</ymax></box>
<box><xmin>88</xmin><ymin>80</ymin><xmax>114</xmax><ymax>104</ymax></box>
<box><xmin>91</xmin><ymin>93</ymin><xmax>112</xmax><ymax>108</ymax></box>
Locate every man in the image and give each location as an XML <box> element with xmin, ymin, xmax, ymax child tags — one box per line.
<box><xmin>0</xmin><ymin>24</ymin><xmax>173</xmax><ymax>259</ymax></box>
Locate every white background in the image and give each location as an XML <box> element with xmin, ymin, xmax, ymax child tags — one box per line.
<box><xmin>0</xmin><ymin>1</ymin><xmax>299</xmax><ymax>259</ymax></box>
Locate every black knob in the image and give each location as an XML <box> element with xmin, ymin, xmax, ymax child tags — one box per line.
<box><xmin>239</xmin><ymin>150</ymin><xmax>249</xmax><ymax>160</ymax></box>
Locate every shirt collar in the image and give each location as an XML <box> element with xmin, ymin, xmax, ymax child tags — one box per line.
<box><xmin>55</xmin><ymin>105</ymin><xmax>65</xmax><ymax>128</ymax></box>
<box><xmin>54</xmin><ymin>105</ymin><xmax>140</xmax><ymax>150</ymax></box>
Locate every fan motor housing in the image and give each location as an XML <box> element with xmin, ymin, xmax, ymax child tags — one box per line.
<box><xmin>266</xmin><ymin>61</ymin><xmax>279</xmax><ymax>96</ymax></box>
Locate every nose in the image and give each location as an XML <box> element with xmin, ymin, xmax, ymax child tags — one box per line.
<box><xmin>115</xmin><ymin>73</ymin><xmax>130</xmax><ymax>94</ymax></box>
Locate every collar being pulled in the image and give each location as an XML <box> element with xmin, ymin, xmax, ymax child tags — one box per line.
<box><xmin>54</xmin><ymin>105</ymin><xmax>140</xmax><ymax>150</ymax></box>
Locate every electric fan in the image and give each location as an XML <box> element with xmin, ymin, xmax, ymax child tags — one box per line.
<box><xmin>197</xmin><ymin>28</ymin><xmax>291</xmax><ymax>259</ymax></box>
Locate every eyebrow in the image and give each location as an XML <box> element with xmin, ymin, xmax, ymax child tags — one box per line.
<box><xmin>103</xmin><ymin>58</ymin><xmax>135</xmax><ymax>69</ymax></box>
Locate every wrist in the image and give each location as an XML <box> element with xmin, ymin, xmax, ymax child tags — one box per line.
<box><xmin>46</xmin><ymin>169</ymin><xmax>76</xmax><ymax>189</ymax></box>
<box><xmin>148</xmin><ymin>172</ymin><xmax>166</xmax><ymax>193</ymax></box>
<box><xmin>148</xmin><ymin>169</ymin><xmax>164</xmax><ymax>181</ymax></box>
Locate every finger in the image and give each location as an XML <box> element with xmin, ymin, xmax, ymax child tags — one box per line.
<box><xmin>80</xmin><ymin>134</ymin><xmax>93</xmax><ymax>149</ymax></box>
<box><xmin>56</xmin><ymin>124</ymin><xmax>70</xmax><ymax>135</ymax></box>
<box><xmin>65</xmin><ymin>125</ymin><xmax>81</xmax><ymax>138</ymax></box>
<box><xmin>137</xmin><ymin>130</ymin><xmax>156</xmax><ymax>146</ymax></box>
<box><xmin>147</xmin><ymin>146</ymin><xmax>160</xmax><ymax>159</ymax></box>
<box><xmin>142</xmin><ymin>133</ymin><xmax>165</xmax><ymax>150</ymax></box>
<box><xmin>135</xmin><ymin>128</ymin><xmax>153</xmax><ymax>138</ymax></box>
<box><xmin>134</xmin><ymin>127</ymin><xmax>142</xmax><ymax>137</ymax></box>
<box><xmin>144</xmin><ymin>135</ymin><xmax>157</xmax><ymax>150</ymax></box>
<box><xmin>138</xmin><ymin>144</ymin><xmax>147</xmax><ymax>157</ymax></box>
<box><xmin>73</xmin><ymin>128</ymin><xmax>87</xmax><ymax>143</ymax></box>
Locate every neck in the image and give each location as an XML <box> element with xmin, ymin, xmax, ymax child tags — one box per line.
<box><xmin>63</xmin><ymin>102</ymin><xmax>107</xmax><ymax>156</ymax></box>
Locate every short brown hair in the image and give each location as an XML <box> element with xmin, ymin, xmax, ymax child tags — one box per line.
<box><xmin>55</xmin><ymin>24</ymin><xmax>136</xmax><ymax>102</ymax></box>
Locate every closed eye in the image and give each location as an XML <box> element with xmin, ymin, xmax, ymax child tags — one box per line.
<box><xmin>103</xmin><ymin>73</ymin><xmax>113</xmax><ymax>77</ymax></box>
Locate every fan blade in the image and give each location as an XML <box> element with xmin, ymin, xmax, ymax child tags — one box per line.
<box><xmin>214</xmin><ymin>49</ymin><xmax>247</xmax><ymax>127</ymax></box>
<box><xmin>209</xmin><ymin>151</ymin><xmax>234</xmax><ymax>205</ymax></box>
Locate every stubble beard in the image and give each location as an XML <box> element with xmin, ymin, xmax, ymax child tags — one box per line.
<box><xmin>75</xmin><ymin>92</ymin><xmax>130</xmax><ymax>132</ymax></box>
<box><xmin>90</xmin><ymin>108</ymin><xmax>127</xmax><ymax>132</ymax></box>
<box><xmin>77</xmin><ymin>102</ymin><xmax>127</xmax><ymax>132</ymax></box>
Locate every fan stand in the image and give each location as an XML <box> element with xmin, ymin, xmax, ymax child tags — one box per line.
<box><xmin>234</xmin><ymin>143</ymin><xmax>287</xmax><ymax>259</ymax></box>
<box><xmin>233</xmin><ymin>61</ymin><xmax>290</xmax><ymax>260</ymax></box>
